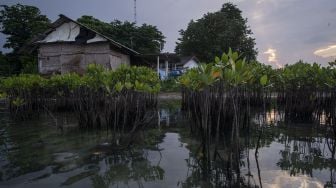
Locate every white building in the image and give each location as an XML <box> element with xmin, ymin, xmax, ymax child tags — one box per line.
<box><xmin>138</xmin><ymin>54</ymin><xmax>199</xmax><ymax>79</ymax></box>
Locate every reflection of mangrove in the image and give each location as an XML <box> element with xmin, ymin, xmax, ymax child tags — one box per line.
<box><xmin>0</xmin><ymin>116</ymin><xmax>56</xmax><ymax>181</ymax></box>
<box><xmin>182</xmin><ymin>85</ymin><xmax>336</xmax><ymax>163</ymax></box>
<box><xmin>275</xmin><ymin>131</ymin><xmax>336</xmax><ymax>187</ymax></box>
<box><xmin>254</xmin><ymin>124</ymin><xmax>336</xmax><ymax>187</ymax></box>
<box><xmin>89</xmin><ymin>148</ymin><xmax>164</xmax><ymax>188</ymax></box>
<box><xmin>253</xmin><ymin>126</ymin><xmax>336</xmax><ymax>187</ymax></box>
<box><xmin>179</xmin><ymin>126</ymin><xmax>264</xmax><ymax>187</ymax></box>
<box><xmin>0</xmin><ymin>111</ymin><xmax>165</xmax><ymax>183</ymax></box>
<box><xmin>57</xmin><ymin>129</ymin><xmax>166</xmax><ymax>187</ymax></box>
<box><xmin>181</xmin><ymin>78</ymin><xmax>271</xmax><ymax>186</ymax></box>
<box><xmin>178</xmin><ymin>109</ymin><xmax>265</xmax><ymax>188</ymax></box>
<box><xmin>181</xmin><ymin>87</ymin><xmax>336</xmax><ymax>187</ymax></box>
<box><xmin>157</xmin><ymin>100</ymin><xmax>184</xmax><ymax>128</ymax></box>
<box><xmin>178</xmin><ymin>122</ymin><xmax>336</xmax><ymax>187</ymax></box>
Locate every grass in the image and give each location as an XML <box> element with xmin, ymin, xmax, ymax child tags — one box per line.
<box><xmin>160</xmin><ymin>78</ymin><xmax>180</xmax><ymax>92</ymax></box>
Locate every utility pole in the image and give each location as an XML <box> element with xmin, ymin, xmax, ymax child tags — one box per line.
<box><xmin>134</xmin><ymin>0</ymin><xmax>137</xmax><ymax>24</ymax></box>
<box><xmin>157</xmin><ymin>42</ymin><xmax>161</xmax><ymax>78</ymax></box>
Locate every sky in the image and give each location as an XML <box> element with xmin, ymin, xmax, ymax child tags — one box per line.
<box><xmin>0</xmin><ymin>0</ymin><xmax>336</xmax><ymax>67</ymax></box>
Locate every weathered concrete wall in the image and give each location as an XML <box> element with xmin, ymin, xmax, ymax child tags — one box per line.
<box><xmin>38</xmin><ymin>42</ymin><xmax>130</xmax><ymax>75</ymax></box>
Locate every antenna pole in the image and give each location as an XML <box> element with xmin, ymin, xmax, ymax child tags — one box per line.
<box><xmin>134</xmin><ymin>0</ymin><xmax>137</xmax><ymax>24</ymax></box>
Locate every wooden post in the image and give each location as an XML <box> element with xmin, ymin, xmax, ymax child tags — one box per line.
<box><xmin>37</xmin><ymin>51</ymin><xmax>42</xmax><ymax>73</ymax></box>
<box><xmin>165</xmin><ymin>60</ymin><xmax>168</xmax><ymax>79</ymax></box>
<box><xmin>157</xmin><ymin>55</ymin><xmax>160</xmax><ymax>77</ymax></box>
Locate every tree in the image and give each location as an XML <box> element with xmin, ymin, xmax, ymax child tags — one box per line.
<box><xmin>175</xmin><ymin>3</ymin><xmax>257</xmax><ymax>62</ymax></box>
<box><xmin>0</xmin><ymin>4</ymin><xmax>50</xmax><ymax>53</ymax></box>
<box><xmin>328</xmin><ymin>59</ymin><xmax>336</xmax><ymax>67</ymax></box>
<box><xmin>78</xmin><ymin>16</ymin><xmax>165</xmax><ymax>54</ymax></box>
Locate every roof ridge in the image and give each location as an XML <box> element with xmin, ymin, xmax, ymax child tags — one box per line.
<box><xmin>58</xmin><ymin>14</ymin><xmax>139</xmax><ymax>55</ymax></box>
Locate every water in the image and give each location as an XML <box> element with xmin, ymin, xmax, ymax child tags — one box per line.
<box><xmin>0</xmin><ymin>100</ymin><xmax>335</xmax><ymax>188</ymax></box>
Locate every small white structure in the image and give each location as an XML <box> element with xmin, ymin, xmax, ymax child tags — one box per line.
<box><xmin>181</xmin><ymin>56</ymin><xmax>199</xmax><ymax>69</ymax></box>
<box><xmin>153</xmin><ymin>55</ymin><xmax>199</xmax><ymax>79</ymax></box>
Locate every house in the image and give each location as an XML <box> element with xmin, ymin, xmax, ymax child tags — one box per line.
<box><xmin>179</xmin><ymin>56</ymin><xmax>199</xmax><ymax>70</ymax></box>
<box><xmin>137</xmin><ymin>53</ymin><xmax>200</xmax><ymax>79</ymax></box>
<box><xmin>30</xmin><ymin>14</ymin><xmax>139</xmax><ymax>75</ymax></box>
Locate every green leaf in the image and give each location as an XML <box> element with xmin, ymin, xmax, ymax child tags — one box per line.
<box><xmin>260</xmin><ymin>75</ymin><xmax>268</xmax><ymax>86</ymax></box>
<box><xmin>125</xmin><ymin>82</ymin><xmax>133</xmax><ymax>89</ymax></box>
<box><xmin>215</xmin><ymin>56</ymin><xmax>220</xmax><ymax>64</ymax></box>
<box><xmin>228</xmin><ymin>48</ymin><xmax>233</xmax><ymax>57</ymax></box>
<box><xmin>221</xmin><ymin>53</ymin><xmax>229</xmax><ymax>64</ymax></box>
<box><xmin>114</xmin><ymin>82</ymin><xmax>124</xmax><ymax>92</ymax></box>
<box><xmin>232</xmin><ymin>52</ymin><xmax>239</xmax><ymax>61</ymax></box>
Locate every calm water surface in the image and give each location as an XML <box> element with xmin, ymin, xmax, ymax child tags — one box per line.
<box><xmin>0</xmin><ymin>100</ymin><xmax>335</xmax><ymax>188</ymax></box>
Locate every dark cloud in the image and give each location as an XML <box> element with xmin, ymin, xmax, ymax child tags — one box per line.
<box><xmin>305</xmin><ymin>33</ymin><xmax>336</xmax><ymax>45</ymax></box>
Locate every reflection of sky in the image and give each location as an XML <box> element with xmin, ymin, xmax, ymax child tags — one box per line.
<box><xmin>144</xmin><ymin>133</ymin><xmax>190</xmax><ymax>187</ymax></box>
<box><xmin>317</xmin><ymin>111</ymin><xmax>334</xmax><ymax>126</ymax></box>
<box><xmin>253</xmin><ymin>109</ymin><xmax>283</xmax><ymax>126</ymax></box>
<box><xmin>258</xmin><ymin>170</ymin><xmax>324</xmax><ymax>188</ymax></box>
<box><xmin>158</xmin><ymin>107</ymin><xmax>184</xmax><ymax>127</ymax></box>
<box><xmin>159</xmin><ymin>109</ymin><xmax>170</xmax><ymax>120</ymax></box>
<box><xmin>245</xmin><ymin>141</ymin><xmax>332</xmax><ymax>187</ymax></box>
<box><xmin>253</xmin><ymin>109</ymin><xmax>333</xmax><ymax>126</ymax></box>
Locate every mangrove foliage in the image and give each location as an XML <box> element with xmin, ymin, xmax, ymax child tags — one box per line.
<box><xmin>179</xmin><ymin>49</ymin><xmax>336</xmax><ymax>186</ymax></box>
<box><xmin>0</xmin><ymin>64</ymin><xmax>160</xmax><ymax>132</ymax></box>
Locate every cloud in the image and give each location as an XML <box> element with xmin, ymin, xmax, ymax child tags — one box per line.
<box><xmin>256</xmin><ymin>0</ymin><xmax>266</xmax><ymax>4</ymax></box>
<box><xmin>264</xmin><ymin>48</ymin><xmax>283</xmax><ymax>68</ymax></box>
<box><xmin>264</xmin><ymin>48</ymin><xmax>277</xmax><ymax>62</ymax></box>
<box><xmin>255</xmin><ymin>0</ymin><xmax>276</xmax><ymax>5</ymax></box>
<box><xmin>252</xmin><ymin>10</ymin><xmax>263</xmax><ymax>20</ymax></box>
<box><xmin>253</xmin><ymin>170</ymin><xmax>324</xmax><ymax>188</ymax></box>
<box><xmin>314</xmin><ymin>45</ymin><xmax>336</xmax><ymax>58</ymax></box>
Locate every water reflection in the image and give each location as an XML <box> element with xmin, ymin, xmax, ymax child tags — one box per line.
<box><xmin>178</xmin><ymin>126</ymin><xmax>336</xmax><ymax>187</ymax></box>
<box><xmin>252</xmin><ymin>107</ymin><xmax>336</xmax><ymax>127</ymax></box>
<box><xmin>178</xmin><ymin>103</ymin><xmax>336</xmax><ymax>187</ymax></box>
<box><xmin>0</xmin><ymin>101</ymin><xmax>336</xmax><ymax>187</ymax></box>
<box><xmin>157</xmin><ymin>100</ymin><xmax>184</xmax><ymax>128</ymax></box>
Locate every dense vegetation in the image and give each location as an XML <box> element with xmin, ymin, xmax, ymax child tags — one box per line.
<box><xmin>0</xmin><ymin>65</ymin><xmax>160</xmax><ymax>131</ymax></box>
<box><xmin>175</xmin><ymin>3</ymin><xmax>257</xmax><ymax>62</ymax></box>
<box><xmin>180</xmin><ymin>49</ymin><xmax>336</xmax><ymax>131</ymax></box>
<box><xmin>78</xmin><ymin>16</ymin><xmax>165</xmax><ymax>54</ymax></box>
<box><xmin>160</xmin><ymin>78</ymin><xmax>180</xmax><ymax>92</ymax></box>
<box><xmin>0</xmin><ymin>4</ymin><xmax>51</xmax><ymax>75</ymax></box>
<box><xmin>0</xmin><ymin>4</ymin><xmax>50</xmax><ymax>52</ymax></box>
<box><xmin>178</xmin><ymin>49</ymin><xmax>336</xmax><ymax>178</ymax></box>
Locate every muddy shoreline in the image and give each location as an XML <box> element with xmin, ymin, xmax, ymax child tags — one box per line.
<box><xmin>158</xmin><ymin>92</ymin><xmax>182</xmax><ymax>100</ymax></box>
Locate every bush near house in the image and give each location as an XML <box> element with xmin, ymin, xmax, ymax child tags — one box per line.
<box><xmin>160</xmin><ymin>78</ymin><xmax>180</xmax><ymax>92</ymax></box>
